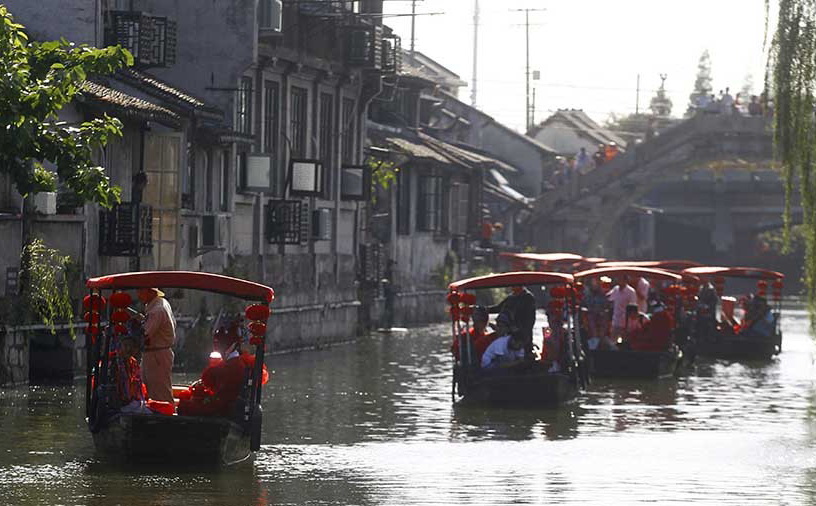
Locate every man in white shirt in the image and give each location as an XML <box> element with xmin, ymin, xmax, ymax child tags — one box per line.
<box><xmin>136</xmin><ymin>287</ymin><xmax>177</xmax><ymax>402</ymax></box>
<box><xmin>480</xmin><ymin>314</ymin><xmax>525</xmax><ymax>369</ymax></box>
<box><xmin>607</xmin><ymin>277</ymin><xmax>637</xmax><ymax>339</ymax></box>
<box><xmin>635</xmin><ymin>277</ymin><xmax>650</xmax><ymax>313</ymax></box>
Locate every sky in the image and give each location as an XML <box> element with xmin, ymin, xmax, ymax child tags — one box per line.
<box><xmin>382</xmin><ymin>0</ymin><xmax>772</xmax><ymax>132</ymax></box>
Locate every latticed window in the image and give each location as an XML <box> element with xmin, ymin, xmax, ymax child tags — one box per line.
<box><xmin>319</xmin><ymin>93</ymin><xmax>334</xmax><ymax>198</ymax></box>
<box><xmin>417</xmin><ymin>175</ymin><xmax>442</xmax><ymax>232</ymax></box>
<box><xmin>396</xmin><ymin>170</ymin><xmax>411</xmax><ymax>235</ymax></box>
<box><xmin>290</xmin><ymin>87</ymin><xmax>308</xmax><ymax>157</ymax></box>
<box><xmin>342</xmin><ymin>98</ymin><xmax>356</xmax><ymax>164</ymax></box>
<box><xmin>237</xmin><ymin>77</ymin><xmax>253</xmax><ymax>135</ymax></box>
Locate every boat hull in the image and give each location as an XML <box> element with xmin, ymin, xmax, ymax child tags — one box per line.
<box><xmin>695</xmin><ymin>333</ymin><xmax>781</xmax><ymax>360</ymax></box>
<box><xmin>456</xmin><ymin>366</ymin><xmax>579</xmax><ymax>407</ymax></box>
<box><xmin>91</xmin><ymin>413</ymin><xmax>251</xmax><ymax>466</ymax></box>
<box><xmin>589</xmin><ymin>349</ymin><xmax>680</xmax><ymax>379</ymax></box>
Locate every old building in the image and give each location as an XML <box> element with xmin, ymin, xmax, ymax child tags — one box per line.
<box><xmin>1</xmin><ymin>0</ymin><xmax>401</xmax><ymax>372</ymax></box>
<box><xmin>527</xmin><ymin>109</ymin><xmax>627</xmax><ymax>160</ymax></box>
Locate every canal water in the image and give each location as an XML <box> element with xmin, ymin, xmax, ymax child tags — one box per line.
<box><xmin>2</xmin><ymin>302</ymin><xmax>816</xmax><ymax>505</ymax></box>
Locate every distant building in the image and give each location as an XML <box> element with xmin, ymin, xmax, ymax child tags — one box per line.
<box><xmin>527</xmin><ymin>109</ymin><xmax>627</xmax><ymax>158</ymax></box>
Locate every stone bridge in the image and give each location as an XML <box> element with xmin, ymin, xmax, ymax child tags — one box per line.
<box><xmin>523</xmin><ymin>114</ymin><xmax>798</xmax><ymax>260</ymax></box>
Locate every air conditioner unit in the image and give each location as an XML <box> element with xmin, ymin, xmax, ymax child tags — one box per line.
<box><xmin>33</xmin><ymin>192</ymin><xmax>57</xmax><ymax>215</ymax></box>
<box><xmin>312</xmin><ymin>208</ymin><xmax>331</xmax><ymax>241</ymax></box>
<box><xmin>259</xmin><ymin>0</ymin><xmax>283</xmax><ymax>33</ymax></box>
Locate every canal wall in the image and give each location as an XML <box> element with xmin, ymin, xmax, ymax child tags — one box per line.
<box><xmin>0</xmin><ymin>286</ymin><xmax>451</xmax><ymax>386</ymax></box>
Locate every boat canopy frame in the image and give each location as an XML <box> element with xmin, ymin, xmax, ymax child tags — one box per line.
<box><xmin>449</xmin><ymin>271</ymin><xmax>575</xmax><ymax>292</ymax></box>
<box><xmin>573</xmin><ymin>266</ymin><xmax>683</xmax><ymax>282</ymax></box>
<box><xmin>682</xmin><ymin>266</ymin><xmax>785</xmax><ymax>280</ymax></box>
<box><xmin>87</xmin><ymin>271</ymin><xmax>275</xmax><ymax>302</ymax></box>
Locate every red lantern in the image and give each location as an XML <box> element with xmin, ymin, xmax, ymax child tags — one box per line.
<box><xmin>248</xmin><ymin>321</ymin><xmax>267</xmax><ymax>336</ymax></box>
<box><xmin>83</xmin><ymin>311</ymin><xmax>100</xmax><ymax>324</ymax></box>
<box><xmin>245</xmin><ymin>304</ymin><xmax>271</xmax><ymax>322</ymax></box>
<box><xmin>772</xmin><ymin>280</ymin><xmax>784</xmax><ymax>290</ymax></box>
<box><xmin>550</xmin><ymin>286</ymin><xmax>566</xmax><ymax>298</ymax></box>
<box><xmin>111</xmin><ymin>309</ymin><xmax>129</xmax><ymax>324</ymax></box>
<box><xmin>109</xmin><ymin>291</ymin><xmax>132</xmax><ymax>308</ymax></box>
<box><xmin>86</xmin><ymin>324</ymin><xmax>99</xmax><ymax>336</ymax></box>
<box><xmin>83</xmin><ymin>294</ymin><xmax>106</xmax><ymax>311</ymax></box>
<box><xmin>461</xmin><ymin>293</ymin><xmax>477</xmax><ymax>305</ymax></box>
<box><xmin>250</xmin><ymin>336</ymin><xmax>264</xmax><ymax>346</ymax></box>
<box><xmin>114</xmin><ymin>323</ymin><xmax>128</xmax><ymax>335</ymax></box>
<box><xmin>447</xmin><ymin>292</ymin><xmax>460</xmax><ymax>304</ymax></box>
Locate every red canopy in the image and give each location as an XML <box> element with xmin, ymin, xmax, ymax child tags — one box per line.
<box><xmin>682</xmin><ymin>266</ymin><xmax>784</xmax><ymax>280</ymax></box>
<box><xmin>449</xmin><ymin>271</ymin><xmax>574</xmax><ymax>291</ymax></box>
<box><xmin>573</xmin><ymin>266</ymin><xmax>682</xmax><ymax>282</ymax></box>
<box><xmin>597</xmin><ymin>260</ymin><xmax>703</xmax><ymax>271</ymax></box>
<box><xmin>499</xmin><ymin>252</ymin><xmax>584</xmax><ymax>264</ymax></box>
<box><xmin>86</xmin><ymin>271</ymin><xmax>275</xmax><ymax>302</ymax></box>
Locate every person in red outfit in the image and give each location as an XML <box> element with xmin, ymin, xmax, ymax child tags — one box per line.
<box><xmin>178</xmin><ymin>320</ymin><xmax>268</xmax><ymax>417</ymax></box>
<box><xmin>452</xmin><ymin>306</ymin><xmax>496</xmax><ymax>365</ymax></box>
<box><xmin>629</xmin><ymin>304</ymin><xmax>674</xmax><ymax>352</ymax></box>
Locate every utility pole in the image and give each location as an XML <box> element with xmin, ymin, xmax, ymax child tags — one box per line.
<box><xmin>635</xmin><ymin>74</ymin><xmax>641</xmax><ymax>115</ymax></box>
<box><xmin>511</xmin><ymin>8</ymin><xmax>545</xmax><ymax>132</ymax></box>
<box><xmin>410</xmin><ymin>0</ymin><xmax>417</xmax><ymax>57</ymax></box>
<box><xmin>471</xmin><ymin>0</ymin><xmax>479</xmax><ymax>107</ymax></box>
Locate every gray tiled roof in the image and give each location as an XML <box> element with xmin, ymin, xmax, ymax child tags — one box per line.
<box><xmin>79</xmin><ymin>81</ymin><xmax>180</xmax><ymax>125</ymax></box>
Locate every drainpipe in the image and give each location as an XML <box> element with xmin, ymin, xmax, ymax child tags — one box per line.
<box><xmin>254</xmin><ymin>63</ymin><xmax>265</xmax><ymax>283</ymax></box>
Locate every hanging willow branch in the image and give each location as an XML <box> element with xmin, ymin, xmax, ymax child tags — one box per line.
<box><xmin>769</xmin><ymin>0</ymin><xmax>816</xmax><ymax>327</ymax></box>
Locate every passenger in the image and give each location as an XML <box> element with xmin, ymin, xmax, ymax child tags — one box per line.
<box><xmin>593</xmin><ymin>144</ymin><xmax>606</xmax><ymax>167</ymax></box>
<box><xmin>623</xmin><ymin>303</ymin><xmax>649</xmax><ymax>341</ymax></box>
<box><xmin>136</xmin><ymin>287</ymin><xmax>176</xmax><ymax>403</ymax></box>
<box><xmin>604</xmin><ymin>142</ymin><xmax>620</xmax><ymax>162</ymax></box>
<box><xmin>117</xmin><ymin>336</ymin><xmax>147</xmax><ymax>412</ymax></box>
<box><xmin>630</xmin><ymin>302</ymin><xmax>673</xmax><ymax>352</ymax></box>
<box><xmin>635</xmin><ymin>276</ymin><xmax>650</xmax><ymax>313</ymax></box>
<box><xmin>607</xmin><ymin>276</ymin><xmax>637</xmax><ymax>340</ymax></box>
<box><xmin>451</xmin><ymin>305</ymin><xmax>496</xmax><ymax>364</ymax></box>
<box><xmin>480</xmin><ymin>313</ymin><xmax>525</xmax><ymax>369</ymax></box>
<box><xmin>741</xmin><ymin>295</ymin><xmax>774</xmax><ymax>338</ymax></box>
<box><xmin>584</xmin><ymin>278</ymin><xmax>608</xmax><ymax>340</ymax></box>
<box><xmin>177</xmin><ymin>321</ymin><xmax>269</xmax><ymax>417</ymax></box>
<box><xmin>488</xmin><ymin>285</ymin><xmax>536</xmax><ymax>356</ymax></box>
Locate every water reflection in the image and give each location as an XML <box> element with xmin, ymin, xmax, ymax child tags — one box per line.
<box><xmin>2</xmin><ymin>305</ymin><xmax>816</xmax><ymax>504</ymax></box>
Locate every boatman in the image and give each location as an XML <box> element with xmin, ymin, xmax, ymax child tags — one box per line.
<box><xmin>136</xmin><ymin>287</ymin><xmax>176</xmax><ymax>403</ymax></box>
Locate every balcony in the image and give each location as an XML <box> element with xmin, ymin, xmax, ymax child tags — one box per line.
<box><xmin>105</xmin><ymin>11</ymin><xmax>177</xmax><ymax>68</ymax></box>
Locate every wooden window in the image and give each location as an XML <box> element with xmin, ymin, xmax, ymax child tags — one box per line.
<box><xmin>220</xmin><ymin>149</ymin><xmax>230</xmax><ymax>212</ymax></box>
<box><xmin>319</xmin><ymin>92</ymin><xmax>334</xmax><ymax>198</ymax></box>
<box><xmin>264</xmin><ymin>80</ymin><xmax>280</xmax><ymax>192</ymax></box>
<box><xmin>237</xmin><ymin>77</ymin><xmax>252</xmax><ymax>134</ymax></box>
<box><xmin>449</xmin><ymin>182</ymin><xmax>469</xmax><ymax>235</ymax></box>
<box><xmin>417</xmin><ymin>175</ymin><xmax>442</xmax><ymax>232</ymax></box>
<box><xmin>342</xmin><ymin>98</ymin><xmax>356</xmax><ymax>164</ymax></box>
<box><xmin>204</xmin><ymin>150</ymin><xmax>213</xmax><ymax>212</ymax></box>
<box><xmin>142</xmin><ymin>133</ymin><xmax>181</xmax><ymax>270</ymax></box>
<box><xmin>396</xmin><ymin>170</ymin><xmax>410</xmax><ymax>235</ymax></box>
<box><xmin>290</xmin><ymin>86</ymin><xmax>308</xmax><ymax>158</ymax></box>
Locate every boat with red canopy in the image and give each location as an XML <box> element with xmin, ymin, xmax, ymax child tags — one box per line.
<box><xmin>597</xmin><ymin>260</ymin><xmax>703</xmax><ymax>271</ymax></box>
<box><xmin>84</xmin><ymin>271</ymin><xmax>273</xmax><ymax>466</ymax></box>
<box><xmin>499</xmin><ymin>252</ymin><xmax>586</xmax><ymax>273</ymax></box>
<box><xmin>574</xmin><ymin>266</ymin><xmax>687</xmax><ymax>378</ymax></box>
<box><xmin>682</xmin><ymin>266</ymin><xmax>784</xmax><ymax>360</ymax></box>
<box><xmin>447</xmin><ymin>271</ymin><xmax>586</xmax><ymax>406</ymax></box>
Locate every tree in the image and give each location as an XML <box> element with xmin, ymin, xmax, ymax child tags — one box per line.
<box><xmin>0</xmin><ymin>5</ymin><xmax>132</xmax><ymax>206</ymax></box>
<box><xmin>768</xmin><ymin>0</ymin><xmax>816</xmax><ymax>326</ymax></box>
<box><xmin>686</xmin><ymin>50</ymin><xmax>713</xmax><ymax>116</ymax></box>
<box><xmin>0</xmin><ymin>6</ymin><xmax>132</xmax><ymax>329</ymax></box>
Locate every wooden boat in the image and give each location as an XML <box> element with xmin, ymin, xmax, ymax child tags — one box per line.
<box><xmin>448</xmin><ymin>271</ymin><xmax>586</xmax><ymax>407</ymax></box>
<box><xmin>574</xmin><ymin>266</ymin><xmax>688</xmax><ymax>379</ymax></box>
<box><xmin>682</xmin><ymin>266</ymin><xmax>784</xmax><ymax>360</ymax></box>
<box><xmin>588</xmin><ymin>348</ymin><xmax>682</xmax><ymax>379</ymax></box>
<box><xmin>84</xmin><ymin>271</ymin><xmax>274</xmax><ymax>466</ymax></box>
